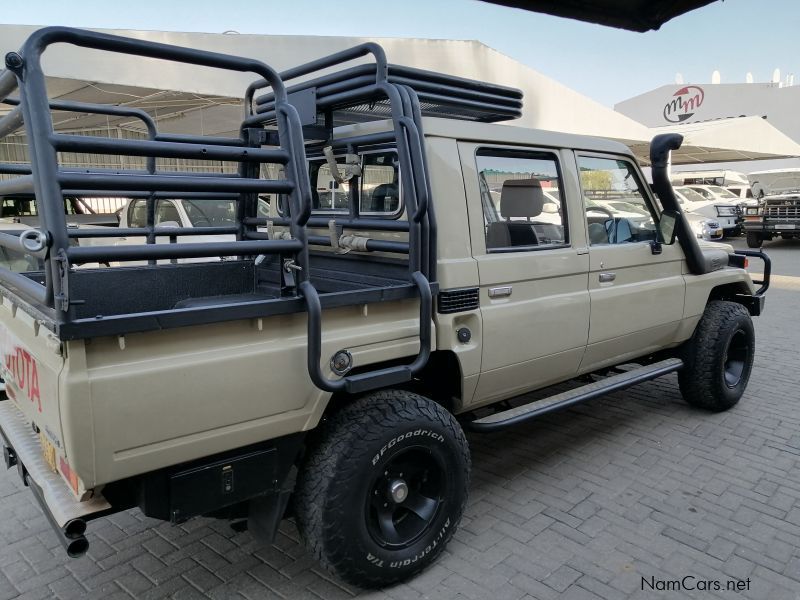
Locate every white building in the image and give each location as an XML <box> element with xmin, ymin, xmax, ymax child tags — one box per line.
<box><xmin>2</xmin><ymin>25</ymin><xmax>799</xmax><ymax>169</ymax></box>
<box><xmin>615</xmin><ymin>81</ymin><xmax>800</xmax><ymax>171</ymax></box>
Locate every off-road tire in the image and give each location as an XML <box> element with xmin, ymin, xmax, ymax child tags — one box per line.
<box><xmin>679</xmin><ymin>300</ymin><xmax>755</xmax><ymax>412</ymax></box>
<box><xmin>746</xmin><ymin>232</ymin><xmax>762</xmax><ymax>248</ymax></box>
<box><xmin>294</xmin><ymin>390</ymin><xmax>470</xmax><ymax>588</ymax></box>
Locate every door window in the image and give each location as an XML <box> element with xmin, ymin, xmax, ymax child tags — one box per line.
<box><xmin>476</xmin><ymin>149</ymin><xmax>566</xmax><ymax>251</ymax></box>
<box><xmin>578</xmin><ymin>155</ymin><xmax>657</xmax><ymax>245</ymax></box>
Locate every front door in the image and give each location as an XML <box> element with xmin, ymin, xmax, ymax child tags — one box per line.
<box><xmin>577</xmin><ymin>153</ymin><xmax>686</xmax><ymax>372</ymax></box>
<box><xmin>458</xmin><ymin>143</ymin><xmax>591</xmax><ymax>406</ymax></box>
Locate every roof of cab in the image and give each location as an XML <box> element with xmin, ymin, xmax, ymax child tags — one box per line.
<box><xmin>331</xmin><ymin>116</ymin><xmax>635</xmax><ymax>158</ymax></box>
<box><xmin>421</xmin><ymin>117</ymin><xmax>634</xmax><ymax>155</ymax></box>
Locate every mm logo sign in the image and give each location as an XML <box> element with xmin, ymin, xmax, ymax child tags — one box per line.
<box><xmin>663</xmin><ymin>86</ymin><xmax>704</xmax><ymax>123</ymax></box>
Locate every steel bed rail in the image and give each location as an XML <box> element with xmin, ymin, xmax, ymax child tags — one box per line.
<box><xmin>0</xmin><ymin>26</ymin><xmax>311</xmax><ymax>318</ymax></box>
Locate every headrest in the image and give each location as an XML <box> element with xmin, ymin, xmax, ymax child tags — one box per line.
<box><xmin>373</xmin><ymin>183</ymin><xmax>398</xmax><ymax>198</ymax></box>
<box><xmin>500</xmin><ymin>179</ymin><xmax>544</xmax><ymax>218</ymax></box>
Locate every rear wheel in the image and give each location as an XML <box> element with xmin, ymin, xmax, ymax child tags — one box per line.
<box><xmin>295</xmin><ymin>390</ymin><xmax>470</xmax><ymax>588</ymax></box>
<box><xmin>746</xmin><ymin>232</ymin><xmax>762</xmax><ymax>248</ymax></box>
<box><xmin>679</xmin><ymin>301</ymin><xmax>755</xmax><ymax>412</ymax></box>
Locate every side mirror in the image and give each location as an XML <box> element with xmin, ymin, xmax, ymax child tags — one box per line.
<box><xmin>658</xmin><ymin>210</ymin><xmax>679</xmax><ymax>245</ymax></box>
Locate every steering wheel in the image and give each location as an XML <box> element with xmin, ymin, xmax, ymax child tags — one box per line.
<box><xmin>585</xmin><ymin>205</ymin><xmax>614</xmax><ymax>219</ymax></box>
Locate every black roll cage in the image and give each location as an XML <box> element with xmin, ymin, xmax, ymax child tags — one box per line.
<box><xmin>0</xmin><ymin>27</ymin><xmax>523</xmax><ymax>394</ymax></box>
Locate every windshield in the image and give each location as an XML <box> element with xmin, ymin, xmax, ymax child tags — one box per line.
<box><xmin>708</xmin><ymin>185</ymin><xmax>739</xmax><ymax>199</ymax></box>
<box><xmin>675</xmin><ymin>187</ymin><xmax>707</xmax><ymax>203</ymax></box>
<box><xmin>182</xmin><ymin>198</ymin><xmax>270</xmax><ymax>227</ymax></box>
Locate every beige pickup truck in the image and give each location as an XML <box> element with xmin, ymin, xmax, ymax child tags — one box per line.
<box><xmin>0</xmin><ymin>28</ymin><xmax>770</xmax><ymax>588</ymax></box>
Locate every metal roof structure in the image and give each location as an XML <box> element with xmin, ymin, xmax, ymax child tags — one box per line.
<box><xmin>1</xmin><ymin>24</ymin><xmax>797</xmax><ymax>168</ymax></box>
<box><xmin>628</xmin><ymin>117</ymin><xmax>800</xmax><ymax>166</ymax></box>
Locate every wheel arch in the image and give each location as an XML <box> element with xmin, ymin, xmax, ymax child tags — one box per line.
<box><xmin>321</xmin><ymin>350</ymin><xmax>464</xmax><ymax>422</ymax></box>
<box><xmin>707</xmin><ymin>281</ymin><xmax>761</xmax><ymax>316</ymax></box>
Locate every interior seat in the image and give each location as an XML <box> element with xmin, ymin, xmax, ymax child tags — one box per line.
<box><xmin>486</xmin><ymin>178</ymin><xmax>544</xmax><ymax>249</ymax></box>
<box><xmin>369</xmin><ymin>183</ymin><xmax>399</xmax><ymax>213</ymax></box>
<box><xmin>588</xmin><ymin>222</ymin><xmax>609</xmax><ymax>245</ymax></box>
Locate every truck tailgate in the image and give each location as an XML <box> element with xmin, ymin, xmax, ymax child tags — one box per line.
<box><xmin>0</xmin><ymin>299</ymin><xmax>79</xmax><ymax>495</ymax></box>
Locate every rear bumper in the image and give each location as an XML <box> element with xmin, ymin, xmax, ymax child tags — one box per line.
<box><xmin>0</xmin><ymin>400</ymin><xmax>110</xmax><ymax>556</ymax></box>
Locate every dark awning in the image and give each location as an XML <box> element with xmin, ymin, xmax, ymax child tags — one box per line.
<box><xmin>478</xmin><ymin>0</ymin><xmax>718</xmax><ymax>32</ymax></box>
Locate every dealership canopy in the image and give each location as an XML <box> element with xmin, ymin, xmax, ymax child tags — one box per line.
<box><xmin>1</xmin><ymin>24</ymin><xmax>797</xmax><ymax>169</ymax></box>
<box><xmin>479</xmin><ymin>0</ymin><xmax>717</xmax><ymax>32</ymax></box>
<box><xmin>627</xmin><ymin>117</ymin><xmax>800</xmax><ymax>165</ymax></box>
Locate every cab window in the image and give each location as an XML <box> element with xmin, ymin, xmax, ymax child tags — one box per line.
<box><xmin>578</xmin><ymin>155</ymin><xmax>657</xmax><ymax>245</ymax></box>
<box><xmin>476</xmin><ymin>148</ymin><xmax>566</xmax><ymax>251</ymax></box>
<box><xmin>308</xmin><ymin>151</ymin><xmax>401</xmax><ymax>217</ymax></box>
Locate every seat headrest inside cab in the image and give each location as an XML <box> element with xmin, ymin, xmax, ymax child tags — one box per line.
<box><xmin>500</xmin><ymin>179</ymin><xmax>545</xmax><ymax>218</ymax></box>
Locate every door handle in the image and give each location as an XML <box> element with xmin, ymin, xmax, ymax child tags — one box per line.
<box><xmin>488</xmin><ymin>286</ymin><xmax>512</xmax><ymax>298</ymax></box>
<box><xmin>598</xmin><ymin>272</ymin><xmax>616</xmax><ymax>283</ymax></box>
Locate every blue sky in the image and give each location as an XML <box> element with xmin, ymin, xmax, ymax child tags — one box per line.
<box><xmin>4</xmin><ymin>0</ymin><xmax>799</xmax><ymax>106</ymax></box>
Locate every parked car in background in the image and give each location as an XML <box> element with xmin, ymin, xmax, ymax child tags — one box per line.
<box><xmin>0</xmin><ymin>218</ymin><xmax>43</xmax><ymax>273</ymax></box>
<box><xmin>674</xmin><ymin>185</ymin><xmax>741</xmax><ymax>236</ymax></box>
<box><xmin>745</xmin><ymin>169</ymin><xmax>800</xmax><ymax>247</ymax></box>
<box><xmin>725</xmin><ymin>184</ymin><xmax>756</xmax><ymax>205</ymax></box>
<box><xmin>0</xmin><ymin>194</ymin><xmax>122</xmax><ymax>227</ymax></box>
<box><xmin>672</xmin><ymin>169</ymin><xmax>754</xmax><ymax>207</ymax></box>
<box><xmin>92</xmin><ymin>196</ymin><xmax>272</xmax><ymax>265</ymax></box>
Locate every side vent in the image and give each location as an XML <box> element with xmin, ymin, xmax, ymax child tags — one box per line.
<box><xmin>438</xmin><ymin>288</ymin><xmax>479</xmax><ymax>314</ymax></box>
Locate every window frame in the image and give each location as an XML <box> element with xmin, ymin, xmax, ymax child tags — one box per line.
<box><xmin>575</xmin><ymin>151</ymin><xmax>662</xmax><ymax>247</ymax></box>
<box><xmin>474</xmin><ymin>146</ymin><xmax>570</xmax><ymax>254</ymax></box>
<box><xmin>302</xmin><ymin>148</ymin><xmax>404</xmax><ymax>220</ymax></box>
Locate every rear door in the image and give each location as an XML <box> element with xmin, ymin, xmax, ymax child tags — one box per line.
<box><xmin>577</xmin><ymin>153</ymin><xmax>686</xmax><ymax>372</ymax></box>
<box><xmin>459</xmin><ymin>143</ymin><xmax>590</xmax><ymax>405</ymax></box>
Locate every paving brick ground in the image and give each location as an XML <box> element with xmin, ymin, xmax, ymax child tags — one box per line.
<box><xmin>2</xmin><ymin>238</ymin><xmax>800</xmax><ymax>599</ymax></box>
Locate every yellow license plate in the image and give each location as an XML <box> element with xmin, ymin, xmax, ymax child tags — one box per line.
<box><xmin>40</xmin><ymin>433</ymin><xmax>57</xmax><ymax>473</ymax></box>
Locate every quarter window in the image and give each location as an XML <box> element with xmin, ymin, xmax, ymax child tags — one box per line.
<box><xmin>476</xmin><ymin>149</ymin><xmax>566</xmax><ymax>251</ymax></box>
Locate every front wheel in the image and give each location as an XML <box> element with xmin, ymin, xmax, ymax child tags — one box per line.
<box><xmin>679</xmin><ymin>301</ymin><xmax>755</xmax><ymax>412</ymax></box>
<box><xmin>746</xmin><ymin>232</ymin><xmax>762</xmax><ymax>248</ymax></box>
<box><xmin>295</xmin><ymin>390</ymin><xmax>470</xmax><ymax>588</ymax></box>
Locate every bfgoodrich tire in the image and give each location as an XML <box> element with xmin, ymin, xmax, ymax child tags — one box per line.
<box><xmin>295</xmin><ymin>390</ymin><xmax>470</xmax><ymax>588</ymax></box>
<box><xmin>679</xmin><ymin>300</ymin><xmax>755</xmax><ymax>412</ymax></box>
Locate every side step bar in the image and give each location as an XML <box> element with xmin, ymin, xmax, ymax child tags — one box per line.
<box><xmin>467</xmin><ymin>358</ymin><xmax>683</xmax><ymax>432</ymax></box>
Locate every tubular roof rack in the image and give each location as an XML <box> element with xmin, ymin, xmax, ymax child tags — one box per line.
<box><xmin>250</xmin><ymin>63</ymin><xmax>524</xmax><ymax>129</ymax></box>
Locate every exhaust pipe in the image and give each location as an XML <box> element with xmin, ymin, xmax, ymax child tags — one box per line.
<box><xmin>0</xmin><ymin>402</ymin><xmax>108</xmax><ymax>559</ymax></box>
<box><xmin>650</xmin><ymin>133</ymin><xmax>711</xmax><ymax>275</ymax></box>
<box><xmin>24</xmin><ymin>472</ymin><xmax>89</xmax><ymax>557</ymax></box>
